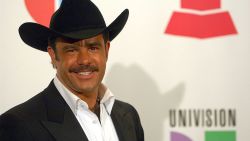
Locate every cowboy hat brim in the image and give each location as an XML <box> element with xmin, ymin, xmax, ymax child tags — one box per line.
<box><xmin>19</xmin><ymin>9</ymin><xmax>129</xmax><ymax>52</ymax></box>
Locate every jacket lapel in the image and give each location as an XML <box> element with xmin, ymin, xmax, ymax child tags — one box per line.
<box><xmin>111</xmin><ymin>101</ymin><xmax>137</xmax><ymax>141</ymax></box>
<box><xmin>41</xmin><ymin>81</ymin><xmax>88</xmax><ymax>141</ymax></box>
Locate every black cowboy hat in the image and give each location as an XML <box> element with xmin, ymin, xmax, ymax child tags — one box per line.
<box><xmin>19</xmin><ymin>0</ymin><xmax>129</xmax><ymax>52</ymax></box>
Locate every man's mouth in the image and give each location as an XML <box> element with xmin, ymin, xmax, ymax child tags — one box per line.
<box><xmin>78</xmin><ymin>71</ymin><xmax>93</xmax><ymax>76</ymax></box>
<box><xmin>70</xmin><ymin>65</ymin><xmax>98</xmax><ymax>73</ymax></box>
<box><xmin>69</xmin><ymin>65</ymin><xmax>98</xmax><ymax>79</ymax></box>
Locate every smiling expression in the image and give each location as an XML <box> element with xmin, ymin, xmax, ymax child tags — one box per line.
<box><xmin>48</xmin><ymin>34</ymin><xmax>110</xmax><ymax>97</ymax></box>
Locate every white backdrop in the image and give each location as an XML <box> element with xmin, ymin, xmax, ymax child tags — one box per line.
<box><xmin>1</xmin><ymin>0</ymin><xmax>250</xmax><ymax>141</ymax></box>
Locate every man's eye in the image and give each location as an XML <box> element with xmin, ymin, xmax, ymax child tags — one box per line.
<box><xmin>89</xmin><ymin>46</ymin><xmax>98</xmax><ymax>51</ymax></box>
<box><xmin>65</xmin><ymin>47</ymin><xmax>77</xmax><ymax>52</ymax></box>
<box><xmin>67</xmin><ymin>49</ymin><xmax>75</xmax><ymax>52</ymax></box>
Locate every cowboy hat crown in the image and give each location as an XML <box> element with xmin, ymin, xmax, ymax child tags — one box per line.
<box><xmin>19</xmin><ymin>0</ymin><xmax>129</xmax><ymax>51</ymax></box>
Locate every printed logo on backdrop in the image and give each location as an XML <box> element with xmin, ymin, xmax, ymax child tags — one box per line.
<box><xmin>24</xmin><ymin>0</ymin><xmax>62</xmax><ymax>27</ymax></box>
<box><xmin>169</xmin><ymin>109</ymin><xmax>237</xmax><ymax>141</ymax></box>
<box><xmin>165</xmin><ymin>0</ymin><xmax>237</xmax><ymax>38</ymax></box>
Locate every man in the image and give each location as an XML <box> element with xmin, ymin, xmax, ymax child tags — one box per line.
<box><xmin>0</xmin><ymin>0</ymin><xmax>144</xmax><ymax>141</ymax></box>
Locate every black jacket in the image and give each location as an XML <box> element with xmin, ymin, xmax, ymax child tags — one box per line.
<box><xmin>0</xmin><ymin>81</ymin><xmax>144</xmax><ymax>141</ymax></box>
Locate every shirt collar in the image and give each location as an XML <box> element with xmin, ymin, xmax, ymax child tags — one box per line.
<box><xmin>53</xmin><ymin>77</ymin><xmax>115</xmax><ymax>115</ymax></box>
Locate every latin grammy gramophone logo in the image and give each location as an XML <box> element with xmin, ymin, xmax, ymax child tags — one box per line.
<box><xmin>165</xmin><ymin>0</ymin><xmax>237</xmax><ymax>38</ymax></box>
<box><xmin>24</xmin><ymin>0</ymin><xmax>62</xmax><ymax>27</ymax></box>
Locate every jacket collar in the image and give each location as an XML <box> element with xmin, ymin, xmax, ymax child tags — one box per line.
<box><xmin>41</xmin><ymin>81</ymin><xmax>88</xmax><ymax>141</ymax></box>
<box><xmin>40</xmin><ymin>81</ymin><xmax>131</xmax><ymax>141</ymax></box>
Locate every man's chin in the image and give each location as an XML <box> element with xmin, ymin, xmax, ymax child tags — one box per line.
<box><xmin>74</xmin><ymin>85</ymin><xmax>98</xmax><ymax>95</ymax></box>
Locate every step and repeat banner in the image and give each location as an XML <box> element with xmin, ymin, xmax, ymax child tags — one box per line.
<box><xmin>1</xmin><ymin>0</ymin><xmax>250</xmax><ymax>141</ymax></box>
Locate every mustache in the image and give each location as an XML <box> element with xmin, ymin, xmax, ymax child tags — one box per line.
<box><xmin>69</xmin><ymin>65</ymin><xmax>98</xmax><ymax>73</ymax></box>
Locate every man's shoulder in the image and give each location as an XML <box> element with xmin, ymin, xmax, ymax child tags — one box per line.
<box><xmin>0</xmin><ymin>83</ymin><xmax>52</xmax><ymax>123</ymax></box>
<box><xmin>0</xmin><ymin>86</ymin><xmax>57</xmax><ymax>141</ymax></box>
<box><xmin>113</xmin><ymin>99</ymin><xmax>140</xmax><ymax>116</ymax></box>
<box><xmin>112</xmin><ymin>99</ymin><xmax>144</xmax><ymax>140</ymax></box>
<box><xmin>113</xmin><ymin>99</ymin><xmax>132</xmax><ymax>110</ymax></box>
<box><xmin>0</xmin><ymin>81</ymin><xmax>57</xmax><ymax>120</ymax></box>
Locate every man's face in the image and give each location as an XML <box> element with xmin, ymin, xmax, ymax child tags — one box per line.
<box><xmin>48</xmin><ymin>34</ymin><xmax>110</xmax><ymax>96</ymax></box>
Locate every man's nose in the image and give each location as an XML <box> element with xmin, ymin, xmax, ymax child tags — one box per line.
<box><xmin>77</xmin><ymin>49</ymin><xmax>91</xmax><ymax>65</ymax></box>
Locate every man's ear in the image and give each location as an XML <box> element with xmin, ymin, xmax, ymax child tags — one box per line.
<box><xmin>105</xmin><ymin>41</ymin><xmax>110</xmax><ymax>61</ymax></box>
<box><xmin>47</xmin><ymin>46</ymin><xmax>57</xmax><ymax>68</ymax></box>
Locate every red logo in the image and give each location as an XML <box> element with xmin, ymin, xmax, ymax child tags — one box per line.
<box><xmin>24</xmin><ymin>0</ymin><xmax>61</xmax><ymax>27</ymax></box>
<box><xmin>165</xmin><ymin>0</ymin><xmax>237</xmax><ymax>38</ymax></box>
